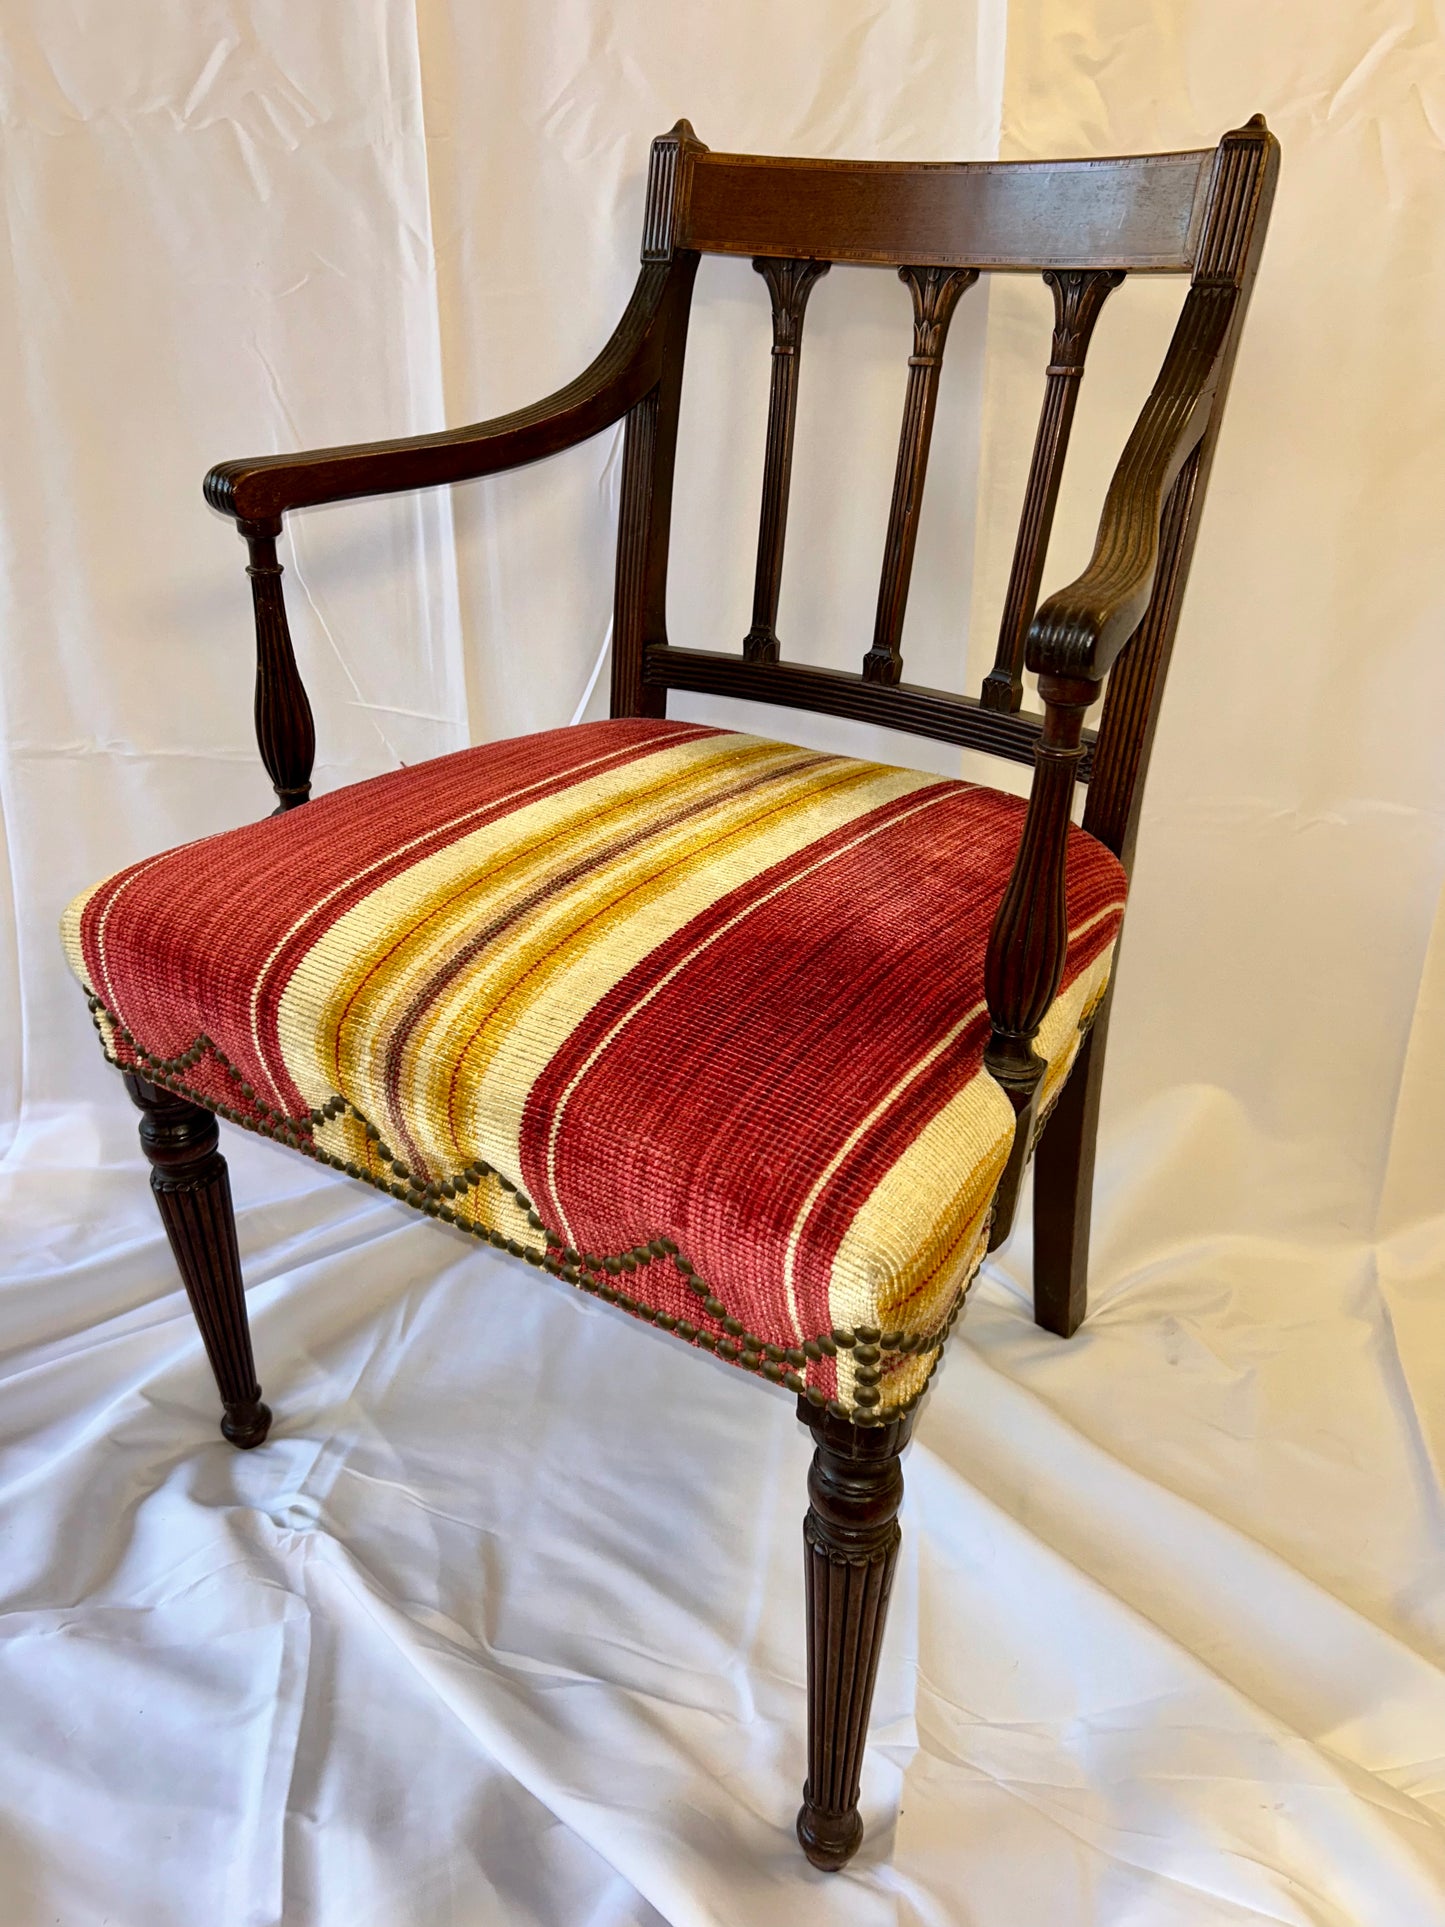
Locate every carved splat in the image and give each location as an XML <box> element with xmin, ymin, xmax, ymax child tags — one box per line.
<box><xmin>980</xmin><ymin>269</ymin><xmax>1122</xmax><ymax>714</ymax></box>
<box><xmin>861</xmin><ymin>265</ymin><xmax>977</xmax><ymax>685</ymax></box>
<box><xmin>242</xmin><ymin>522</ymin><xmax>315</xmax><ymax>813</ymax></box>
<box><xmin>743</xmin><ymin>256</ymin><xmax>830</xmax><ymax>664</ymax></box>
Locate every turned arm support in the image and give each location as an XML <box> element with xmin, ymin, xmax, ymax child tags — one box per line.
<box><xmin>979</xmin><ymin>288</ymin><xmax>1240</xmax><ymax>1241</ymax></box>
<box><xmin>204</xmin><ymin>261</ymin><xmax>691</xmax><ymax>810</ymax></box>
<box><xmin>985</xmin><ymin>283</ymin><xmax>1238</xmax><ymax>1069</ymax></box>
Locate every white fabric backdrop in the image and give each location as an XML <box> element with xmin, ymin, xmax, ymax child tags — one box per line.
<box><xmin>3</xmin><ymin>2</ymin><xmax>1444</xmax><ymax>1921</ymax></box>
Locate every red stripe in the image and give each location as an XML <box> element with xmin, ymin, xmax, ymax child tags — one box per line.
<box><xmin>80</xmin><ymin>721</ymin><xmax>714</xmax><ymax>1116</ymax></box>
<box><xmin>523</xmin><ymin>783</ymin><xmax>1124</xmax><ymax>1346</ymax></box>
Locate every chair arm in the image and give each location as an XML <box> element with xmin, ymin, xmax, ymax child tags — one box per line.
<box><xmin>1025</xmin><ymin>284</ymin><xmax>1235</xmax><ymax>684</ymax></box>
<box><xmin>204</xmin><ymin>261</ymin><xmax>681</xmax><ymax>524</ymax></box>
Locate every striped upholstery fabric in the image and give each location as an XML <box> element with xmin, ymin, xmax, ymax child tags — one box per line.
<box><xmin>62</xmin><ymin>720</ymin><xmax>1126</xmax><ymax>1422</ymax></box>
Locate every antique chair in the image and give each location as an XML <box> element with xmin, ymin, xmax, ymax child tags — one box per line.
<box><xmin>62</xmin><ymin>117</ymin><xmax>1277</xmax><ymax>1869</ymax></box>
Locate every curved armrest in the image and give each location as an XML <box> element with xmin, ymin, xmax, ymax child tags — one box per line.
<box><xmin>205</xmin><ymin>261</ymin><xmax>681</xmax><ymax>524</ymax></box>
<box><xmin>1025</xmin><ymin>284</ymin><xmax>1235</xmax><ymax>684</ymax></box>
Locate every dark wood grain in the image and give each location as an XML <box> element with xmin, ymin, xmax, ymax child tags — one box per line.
<box><xmin>981</xmin><ymin>269</ymin><xmax>1122</xmax><ymax>713</ymax></box>
<box><xmin>680</xmin><ymin>149</ymin><xmax>1213</xmax><ymax>270</ymax></box>
<box><xmin>646</xmin><ymin>645</ymin><xmax>1097</xmax><ymax>776</ymax></box>
<box><xmin>242</xmin><ymin>522</ymin><xmax>315</xmax><ymax>811</ymax></box>
<box><xmin>796</xmin><ymin>1401</ymin><xmax>914</xmax><ymax>1871</ymax></box>
<box><xmin>861</xmin><ymin>265</ymin><xmax>977</xmax><ymax>684</ymax></box>
<box><xmin>743</xmin><ymin>257</ymin><xmax>830</xmax><ymax>665</ymax></box>
<box><xmin>125</xmin><ymin>1073</ymin><xmax>271</xmax><ymax>1448</ymax></box>
<box><xmin>1032</xmin><ymin>994</ymin><xmax>1113</xmax><ymax>1337</ymax></box>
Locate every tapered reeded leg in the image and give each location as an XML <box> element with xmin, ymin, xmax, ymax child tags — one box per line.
<box><xmin>124</xmin><ymin>1073</ymin><xmax>272</xmax><ymax>1448</ymax></box>
<box><xmin>796</xmin><ymin>1402</ymin><xmax>913</xmax><ymax>1871</ymax></box>
<box><xmin>1031</xmin><ymin>997</ymin><xmax>1112</xmax><ymax>1338</ymax></box>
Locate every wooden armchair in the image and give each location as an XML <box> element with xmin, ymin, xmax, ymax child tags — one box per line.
<box><xmin>62</xmin><ymin>117</ymin><xmax>1277</xmax><ymax>1869</ymax></box>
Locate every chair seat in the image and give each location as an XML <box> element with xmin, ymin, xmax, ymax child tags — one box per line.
<box><xmin>63</xmin><ymin>720</ymin><xmax>1126</xmax><ymax>1421</ymax></box>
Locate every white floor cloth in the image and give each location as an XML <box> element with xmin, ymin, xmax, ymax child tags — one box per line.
<box><xmin>4</xmin><ymin>1</ymin><xmax>1445</xmax><ymax>1921</ymax></box>
<box><xmin>5</xmin><ymin>1105</ymin><xmax>1444</xmax><ymax>1926</ymax></box>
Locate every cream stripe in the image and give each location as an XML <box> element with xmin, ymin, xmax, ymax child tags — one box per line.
<box><xmin>781</xmin><ymin>997</ymin><xmax>990</xmax><ymax>1340</ymax></box>
<box><xmin>542</xmin><ymin>785</ymin><xmax>959</xmax><ymax>1254</ymax></box>
<box><xmin>247</xmin><ymin>725</ymin><xmax>692</xmax><ymax>1109</ymax></box>
<box><xmin>282</xmin><ymin>737</ymin><xmax>844</xmax><ymax>1151</ymax></box>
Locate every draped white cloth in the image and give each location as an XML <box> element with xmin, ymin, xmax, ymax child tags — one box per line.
<box><xmin>2</xmin><ymin>3</ymin><xmax>1444</xmax><ymax>1921</ymax></box>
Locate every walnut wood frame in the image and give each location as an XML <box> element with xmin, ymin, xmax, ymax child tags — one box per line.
<box><xmin>153</xmin><ymin>115</ymin><xmax>1279</xmax><ymax>1871</ymax></box>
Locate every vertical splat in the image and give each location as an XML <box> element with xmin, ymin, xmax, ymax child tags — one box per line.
<box><xmin>861</xmin><ymin>265</ymin><xmax>977</xmax><ymax>685</ymax></box>
<box><xmin>743</xmin><ymin>257</ymin><xmax>830</xmax><ymax>664</ymax></box>
<box><xmin>980</xmin><ymin>269</ymin><xmax>1123</xmax><ymax>714</ymax></box>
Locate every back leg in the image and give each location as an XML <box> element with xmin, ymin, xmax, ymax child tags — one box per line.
<box><xmin>125</xmin><ymin>1073</ymin><xmax>272</xmax><ymax>1447</ymax></box>
<box><xmin>1031</xmin><ymin>997</ymin><xmax>1112</xmax><ymax>1338</ymax></box>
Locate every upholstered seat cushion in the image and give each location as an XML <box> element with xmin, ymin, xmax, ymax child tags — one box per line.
<box><xmin>63</xmin><ymin>720</ymin><xmax>1126</xmax><ymax>1421</ymax></box>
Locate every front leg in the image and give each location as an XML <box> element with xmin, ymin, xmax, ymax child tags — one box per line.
<box><xmin>125</xmin><ymin>1073</ymin><xmax>272</xmax><ymax>1448</ymax></box>
<box><xmin>796</xmin><ymin>1401</ymin><xmax>913</xmax><ymax>1869</ymax></box>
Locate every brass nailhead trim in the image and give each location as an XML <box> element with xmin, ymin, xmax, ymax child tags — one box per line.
<box><xmin>83</xmin><ymin>990</ymin><xmax>975</xmax><ymax>1424</ymax></box>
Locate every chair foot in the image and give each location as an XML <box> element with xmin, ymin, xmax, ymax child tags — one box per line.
<box><xmin>796</xmin><ymin>1801</ymin><xmax>863</xmax><ymax>1872</ymax></box>
<box><xmin>796</xmin><ymin>1400</ymin><xmax>913</xmax><ymax>1870</ymax></box>
<box><xmin>1032</xmin><ymin>999</ymin><xmax>1112</xmax><ymax>1337</ymax></box>
<box><xmin>124</xmin><ymin>1072</ymin><xmax>272</xmax><ymax>1448</ymax></box>
<box><xmin>221</xmin><ymin>1398</ymin><xmax>274</xmax><ymax>1449</ymax></box>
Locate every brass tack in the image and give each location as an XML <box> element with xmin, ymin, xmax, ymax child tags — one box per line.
<box><xmin>506</xmin><ymin>1239</ymin><xmax>525</xmax><ymax>1258</ymax></box>
<box><xmin>805</xmin><ymin>1384</ymin><xmax>826</xmax><ymax>1406</ymax></box>
<box><xmin>881</xmin><ymin>1329</ymin><xmax>905</xmax><ymax>1350</ymax></box>
<box><xmin>853</xmin><ymin>1387</ymin><xmax>881</xmax><ymax>1408</ymax></box>
<box><xmin>698</xmin><ymin>1332</ymin><xmax>718</xmax><ymax>1351</ymax></box>
<box><xmin>702</xmin><ymin>1296</ymin><xmax>726</xmax><ymax>1318</ymax></box>
<box><xmin>826</xmin><ymin>1399</ymin><xmax>849</xmax><ymax>1419</ymax></box>
<box><xmin>603</xmin><ymin>1257</ymin><xmax>621</xmax><ymax>1276</ymax></box>
<box><xmin>655</xmin><ymin>1313</ymin><xmax>677</xmax><ymax>1331</ymax></box>
<box><xmin>856</xmin><ymin>1323</ymin><xmax>881</xmax><ymax>1344</ymax></box>
<box><xmin>562</xmin><ymin>1247</ymin><xmax>580</xmax><ymax>1265</ymax></box>
<box><xmin>763</xmin><ymin>1343</ymin><xmax>784</xmax><ymax>1362</ymax></box>
<box><xmin>802</xmin><ymin>1340</ymin><xmax>822</xmax><ymax>1362</ymax></box>
<box><xmin>783</xmin><ymin>1372</ymin><xmax>806</xmax><ymax>1394</ymax></box>
<box><xmin>676</xmin><ymin>1321</ymin><xmax>696</xmax><ymax>1341</ymax></box>
<box><xmin>818</xmin><ymin>1337</ymin><xmax>837</xmax><ymax>1358</ymax></box>
<box><xmin>562</xmin><ymin>1267</ymin><xmax>581</xmax><ymax>1284</ymax></box>
<box><xmin>853</xmin><ymin>1344</ymin><xmax>880</xmax><ymax>1367</ymax></box>
<box><xmin>439</xmin><ymin>1207</ymin><xmax>455</xmax><ymax>1223</ymax></box>
<box><xmin>659</xmin><ymin>1237</ymin><xmax>678</xmax><ymax>1255</ymax></box>
<box><xmin>761</xmin><ymin>1361</ymin><xmax>782</xmax><ymax>1382</ymax></box>
<box><xmin>619</xmin><ymin>1255</ymin><xmax>637</xmax><ymax>1273</ymax></box>
<box><xmin>524</xmin><ymin>1250</ymin><xmax>543</xmax><ymax>1267</ymax></box>
<box><xmin>686</xmin><ymin>1278</ymin><xmax>709</xmax><ymax>1299</ymax></box>
<box><xmin>390</xmin><ymin>1183</ymin><xmax>407</xmax><ymax>1200</ymax></box>
<box><xmin>831</xmin><ymin>1329</ymin><xmax>856</xmax><ymax>1349</ymax></box>
<box><xmin>786</xmin><ymin>1348</ymin><xmax>807</xmax><ymax>1368</ymax></box>
<box><xmin>741</xmin><ymin>1351</ymin><xmax>761</xmax><ymax>1371</ymax></box>
<box><xmin>527</xmin><ymin>1210</ymin><xmax>545</xmax><ymax>1230</ymax></box>
<box><xmin>648</xmin><ymin>1240</ymin><xmax>668</xmax><ymax>1258</ymax></box>
<box><xmin>721</xmin><ymin>1317</ymin><xmax>744</xmax><ymax>1337</ymax></box>
<box><xmin>673</xmin><ymin>1256</ymin><xmax>694</xmax><ymax>1276</ymax></box>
